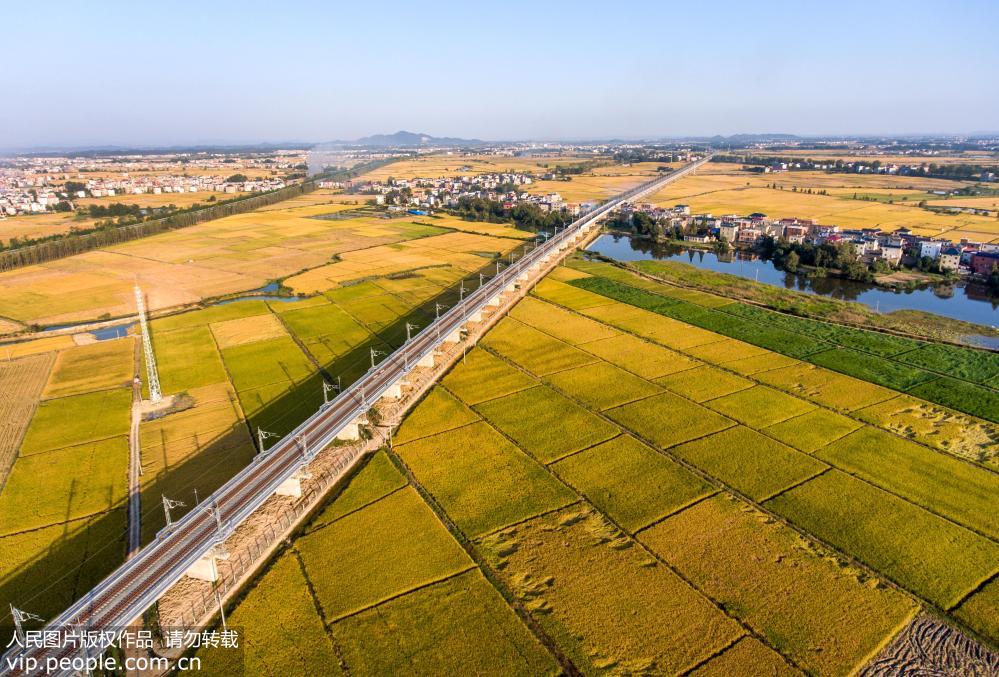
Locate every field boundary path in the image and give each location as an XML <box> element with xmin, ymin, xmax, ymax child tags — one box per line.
<box><xmin>2</xmin><ymin>156</ymin><xmax>710</xmax><ymax>676</ymax></box>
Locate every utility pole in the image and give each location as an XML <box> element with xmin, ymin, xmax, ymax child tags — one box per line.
<box><xmin>10</xmin><ymin>605</ymin><xmax>43</xmax><ymax>648</ymax></box>
<box><xmin>479</xmin><ymin>273</ymin><xmax>485</xmax><ymax>288</ymax></box>
<box><xmin>134</xmin><ymin>284</ymin><xmax>162</xmax><ymax>403</ymax></box>
<box><xmin>162</xmin><ymin>495</ymin><xmax>185</xmax><ymax>527</ymax></box>
<box><xmin>370</xmin><ymin>348</ymin><xmax>384</xmax><ymax>370</ymax></box>
<box><xmin>322</xmin><ymin>380</ymin><xmax>338</xmax><ymax>406</ymax></box>
<box><xmin>257</xmin><ymin>428</ymin><xmax>278</xmax><ymax>454</ymax></box>
<box><xmin>295</xmin><ymin>434</ymin><xmax>308</xmax><ymax>459</ymax></box>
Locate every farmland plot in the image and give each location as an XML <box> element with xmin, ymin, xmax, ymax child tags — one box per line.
<box><xmin>440</xmin><ymin>348</ymin><xmax>536</xmax><ymax>405</ymax></box>
<box><xmin>0</xmin><ymin>352</ymin><xmax>54</xmax><ymax>480</ymax></box>
<box><xmin>481</xmin><ymin>318</ymin><xmax>598</xmax><ymax>377</ymax></box>
<box><xmin>333</xmin><ymin>570</ymin><xmax>557</xmax><ymax>676</ymax></box>
<box><xmin>18</xmin><ymin>388</ymin><xmax>132</xmax><ymax>456</ymax></box>
<box><xmin>473</xmin><ymin>385</ymin><xmax>619</xmax><ymax>463</ymax></box>
<box><xmin>578</xmin><ymin>333</ymin><xmax>700</xmax><ymax>379</ymax></box>
<box><xmin>670</xmin><ymin>426</ymin><xmax>827</xmax><ymax>502</ymax></box>
<box><xmin>395</xmin><ymin>421</ymin><xmax>575</xmax><ymax>537</ymax></box>
<box><xmin>551</xmin><ymin>434</ymin><xmax>714</xmax><ymax>532</ymax></box>
<box><xmin>544</xmin><ymin>361</ymin><xmax>663</xmax><ymax>410</ymax></box>
<box><xmin>640</xmin><ymin>494</ymin><xmax>916</xmax><ymax>674</ymax></box>
<box><xmin>604</xmin><ymin>392</ymin><xmax>733</xmax><ymax>449</ymax></box>
<box><xmin>766</xmin><ymin>470</ymin><xmax>999</xmax><ymax>608</ymax></box>
<box><xmin>478</xmin><ymin>505</ymin><xmax>743</xmax><ymax>674</ymax></box>
<box><xmin>297</xmin><ymin>488</ymin><xmax>472</xmax><ymax>619</ymax></box>
<box><xmin>42</xmin><ymin>339</ymin><xmax>134</xmax><ymax>398</ymax></box>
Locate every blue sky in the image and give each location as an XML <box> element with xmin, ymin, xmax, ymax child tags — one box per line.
<box><xmin>2</xmin><ymin>0</ymin><xmax>997</xmax><ymax>147</ymax></box>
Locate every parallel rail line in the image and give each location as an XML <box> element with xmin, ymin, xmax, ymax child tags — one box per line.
<box><xmin>3</xmin><ymin>156</ymin><xmax>709</xmax><ymax>675</ymax></box>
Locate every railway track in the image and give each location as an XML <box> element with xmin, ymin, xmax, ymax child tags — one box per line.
<box><xmin>3</xmin><ymin>155</ymin><xmax>709</xmax><ymax>675</ymax></box>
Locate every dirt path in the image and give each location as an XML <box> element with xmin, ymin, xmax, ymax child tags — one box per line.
<box><xmin>127</xmin><ymin>380</ymin><xmax>142</xmax><ymax>555</ymax></box>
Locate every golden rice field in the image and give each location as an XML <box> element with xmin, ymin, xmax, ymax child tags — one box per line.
<box><xmin>0</xmin><ymin>212</ymin><xmax>101</xmax><ymax>244</ymax></box>
<box><xmin>187</xmin><ymin>250</ymin><xmax>998</xmax><ymax>672</ymax></box>
<box><xmin>737</xmin><ymin>150</ymin><xmax>999</xmax><ymax>168</ymax></box>
<box><xmin>76</xmin><ymin>190</ymin><xmax>243</xmax><ymax>210</ymax></box>
<box><xmin>0</xmin><ymin>201</ymin><xmax>514</xmax><ymax>328</ymax></box>
<box><xmin>650</xmin><ymin>165</ymin><xmax>999</xmax><ymax>242</ymax></box>
<box><xmin>359</xmin><ymin>153</ymin><xmax>596</xmax><ymax>181</ymax></box>
<box><xmin>0</xmin><ymin>331</ymin><xmax>134</xmax><ymax>619</ymax></box>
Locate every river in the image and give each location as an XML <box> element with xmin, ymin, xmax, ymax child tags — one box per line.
<box><xmin>588</xmin><ymin>234</ymin><xmax>999</xmax><ymax>343</ymax></box>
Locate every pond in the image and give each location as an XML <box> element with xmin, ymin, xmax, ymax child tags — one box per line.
<box><xmin>588</xmin><ymin>234</ymin><xmax>999</xmax><ymax>340</ymax></box>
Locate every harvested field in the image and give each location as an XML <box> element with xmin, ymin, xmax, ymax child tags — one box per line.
<box><xmin>862</xmin><ymin>615</ymin><xmax>999</xmax><ymax>676</ymax></box>
<box><xmin>0</xmin><ymin>352</ymin><xmax>55</xmax><ymax>481</ymax></box>
<box><xmin>478</xmin><ymin>505</ymin><xmax>743</xmax><ymax>674</ymax></box>
<box><xmin>395</xmin><ymin>421</ymin><xmax>575</xmax><ymax>537</ymax></box>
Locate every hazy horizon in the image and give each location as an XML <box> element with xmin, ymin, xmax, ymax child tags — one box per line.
<box><xmin>3</xmin><ymin>0</ymin><xmax>998</xmax><ymax>149</ymax></box>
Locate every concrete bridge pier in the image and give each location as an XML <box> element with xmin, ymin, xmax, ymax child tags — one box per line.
<box><xmin>380</xmin><ymin>379</ymin><xmax>404</xmax><ymax>401</ymax></box>
<box><xmin>276</xmin><ymin>468</ymin><xmax>312</xmax><ymax>498</ymax></box>
<box><xmin>336</xmin><ymin>416</ymin><xmax>367</xmax><ymax>441</ymax></box>
<box><xmin>487</xmin><ymin>294</ymin><xmax>501</xmax><ymax>307</ymax></box>
<box><xmin>468</xmin><ymin>309</ymin><xmax>482</xmax><ymax>323</ymax></box>
<box><xmin>417</xmin><ymin>351</ymin><xmax>436</xmax><ymax>368</ymax></box>
<box><xmin>186</xmin><ymin>544</ymin><xmax>229</xmax><ymax>582</ymax></box>
<box><xmin>443</xmin><ymin>328</ymin><xmax>462</xmax><ymax>343</ymax></box>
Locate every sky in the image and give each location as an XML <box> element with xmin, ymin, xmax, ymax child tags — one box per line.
<box><xmin>3</xmin><ymin>0</ymin><xmax>998</xmax><ymax>148</ymax></box>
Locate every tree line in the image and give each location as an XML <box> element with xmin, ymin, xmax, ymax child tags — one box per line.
<box><xmin>447</xmin><ymin>196</ymin><xmax>573</xmax><ymax>232</ymax></box>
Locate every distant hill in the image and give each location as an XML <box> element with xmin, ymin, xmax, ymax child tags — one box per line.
<box><xmin>344</xmin><ymin>130</ymin><xmax>484</xmax><ymax>147</ymax></box>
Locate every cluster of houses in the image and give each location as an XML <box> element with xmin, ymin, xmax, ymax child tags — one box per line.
<box><xmin>0</xmin><ymin>151</ymin><xmax>305</xmax><ymax>217</ymax></box>
<box><xmin>0</xmin><ymin>183</ymin><xmax>65</xmax><ymax>215</ymax></box>
<box><xmin>344</xmin><ymin>173</ymin><xmax>583</xmax><ymax>217</ymax></box>
<box><xmin>621</xmin><ymin>201</ymin><xmax>999</xmax><ymax>278</ymax></box>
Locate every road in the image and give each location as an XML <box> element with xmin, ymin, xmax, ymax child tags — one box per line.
<box><xmin>3</xmin><ymin>155</ymin><xmax>709</xmax><ymax>675</ymax></box>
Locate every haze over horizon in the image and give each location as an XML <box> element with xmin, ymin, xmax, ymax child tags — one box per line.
<box><xmin>3</xmin><ymin>0</ymin><xmax>998</xmax><ymax>149</ymax></box>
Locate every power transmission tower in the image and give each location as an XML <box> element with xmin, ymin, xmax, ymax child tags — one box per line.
<box><xmin>134</xmin><ymin>284</ymin><xmax>162</xmax><ymax>403</ymax></box>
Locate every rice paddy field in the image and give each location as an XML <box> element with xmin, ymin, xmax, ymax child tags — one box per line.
<box><xmin>0</xmin><ymin>335</ymin><xmax>135</xmax><ymax>621</ymax></box>
<box><xmin>192</xmin><ymin>242</ymin><xmax>998</xmax><ymax>672</ymax></box>
<box><xmin>0</xmin><ymin>191</ymin><xmax>535</xmax><ymax>626</ymax></box>
<box><xmin>649</xmin><ymin>162</ymin><xmax>999</xmax><ymax>243</ymax></box>
<box><xmin>0</xmin><ymin>188</ymin><xmax>525</xmax><ymax>328</ymax></box>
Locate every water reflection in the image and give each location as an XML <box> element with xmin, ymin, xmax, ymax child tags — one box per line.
<box><xmin>589</xmin><ymin>233</ymin><xmax>999</xmax><ymax>327</ymax></box>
